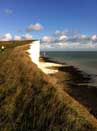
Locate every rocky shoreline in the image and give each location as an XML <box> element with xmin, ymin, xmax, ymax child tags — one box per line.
<box><xmin>41</xmin><ymin>56</ymin><xmax>97</xmax><ymax>119</ymax></box>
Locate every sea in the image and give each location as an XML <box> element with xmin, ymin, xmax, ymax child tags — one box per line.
<box><xmin>41</xmin><ymin>51</ymin><xmax>97</xmax><ymax>86</ymax></box>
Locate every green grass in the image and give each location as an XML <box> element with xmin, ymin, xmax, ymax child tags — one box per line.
<box><xmin>0</xmin><ymin>41</ymin><xmax>97</xmax><ymax>131</ymax></box>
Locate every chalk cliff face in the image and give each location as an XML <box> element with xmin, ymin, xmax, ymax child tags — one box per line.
<box><xmin>27</xmin><ymin>40</ymin><xmax>40</xmax><ymax>64</ymax></box>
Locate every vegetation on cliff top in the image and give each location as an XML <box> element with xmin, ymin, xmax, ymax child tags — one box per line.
<box><xmin>0</xmin><ymin>41</ymin><xmax>97</xmax><ymax>131</ymax></box>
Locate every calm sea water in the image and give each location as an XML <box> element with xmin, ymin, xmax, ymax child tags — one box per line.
<box><xmin>41</xmin><ymin>51</ymin><xmax>97</xmax><ymax>84</ymax></box>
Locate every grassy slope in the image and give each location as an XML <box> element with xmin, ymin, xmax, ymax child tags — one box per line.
<box><xmin>0</xmin><ymin>40</ymin><xmax>35</xmax><ymax>48</ymax></box>
<box><xmin>0</xmin><ymin>43</ymin><xmax>97</xmax><ymax>131</ymax></box>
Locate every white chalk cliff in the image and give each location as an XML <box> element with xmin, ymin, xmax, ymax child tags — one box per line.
<box><xmin>28</xmin><ymin>40</ymin><xmax>63</xmax><ymax>74</ymax></box>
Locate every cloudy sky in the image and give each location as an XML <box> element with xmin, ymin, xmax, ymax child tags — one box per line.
<box><xmin>0</xmin><ymin>0</ymin><xmax>97</xmax><ymax>51</ymax></box>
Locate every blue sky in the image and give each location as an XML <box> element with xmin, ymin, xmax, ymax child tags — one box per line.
<box><xmin>0</xmin><ymin>0</ymin><xmax>97</xmax><ymax>50</ymax></box>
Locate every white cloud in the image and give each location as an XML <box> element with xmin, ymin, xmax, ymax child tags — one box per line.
<box><xmin>41</xmin><ymin>36</ymin><xmax>54</xmax><ymax>43</ymax></box>
<box><xmin>59</xmin><ymin>35</ymin><xmax>68</xmax><ymax>41</ymax></box>
<box><xmin>0</xmin><ymin>33</ymin><xmax>13</xmax><ymax>41</ymax></box>
<box><xmin>62</xmin><ymin>43</ymin><xmax>69</xmax><ymax>47</ymax></box>
<box><xmin>63</xmin><ymin>42</ymin><xmax>96</xmax><ymax>49</ymax></box>
<box><xmin>40</xmin><ymin>33</ymin><xmax>97</xmax><ymax>50</ymax></box>
<box><xmin>56</xmin><ymin>42</ymin><xmax>68</xmax><ymax>48</ymax></box>
<box><xmin>54</xmin><ymin>30</ymin><xmax>80</xmax><ymax>37</ymax></box>
<box><xmin>54</xmin><ymin>30</ymin><xmax>68</xmax><ymax>36</ymax></box>
<box><xmin>4</xmin><ymin>8</ymin><xmax>13</xmax><ymax>15</ymax></box>
<box><xmin>14</xmin><ymin>35</ymin><xmax>21</xmax><ymax>41</ymax></box>
<box><xmin>41</xmin><ymin>43</ymin><xmax>52</xmax><ymax>49</ymax></box>
<box><xmin>22</xmin><ymin>34</ymin><xmax>32</xmax><ymax>40</ymax></box>
<box><xmin>80</xmin><ymin>35</ymin><xmax>87</xmax><ymax>39</ymax></box>
<box><xmin>54</xmin><ymin>30</ymin><xmax>62</xmax><ymax>36</ymax></box>
<box><xmin>91</xmin><ymin>35</ymin><xmax>97</xmax><ymax>41</ymax></box>
<box><xmin>27</xmin><ymin>23</ymin><xmax>43</xmax><ymax>32</ymax></box>
<box><xmin>69</xmin><ymin>43</ymin><xmax>80</xmax><ymax>48</ymax></box>
<box><xmin>0</xmin><ymin>33</ymin><xmax>33</xmax><ymax>41</ymax></box>
<box><xmin>57</xmin><ymin>42</ymin><xmax>80</xmax><ymax>48</ymax></box>
<box><xmin>82</xmin><ymin>43</ymin><xmax>96</xmax><ymax>48</ymax></box>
